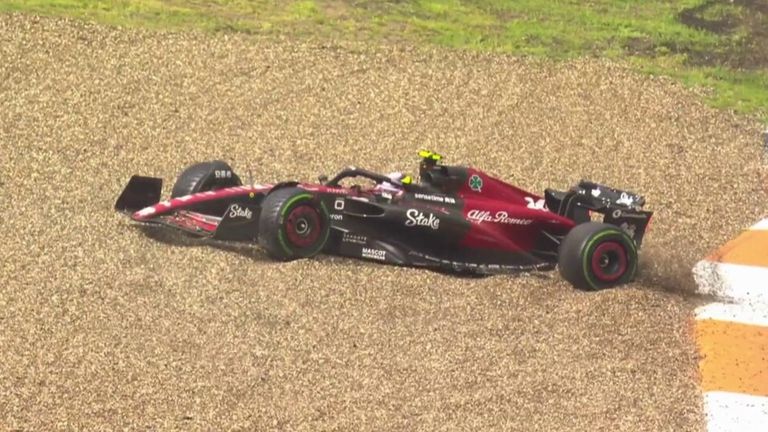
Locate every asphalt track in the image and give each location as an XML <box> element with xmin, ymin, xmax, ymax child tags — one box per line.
<box><xmin>1</xmin><ymin>13</ymin><xmax>767</xmax><ymax>431</ymax></box>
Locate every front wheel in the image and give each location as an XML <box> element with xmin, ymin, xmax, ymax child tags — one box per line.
<box><xmin>171</xmin><ymin>160</ymin><xmax>242</xmax><ymax>197</ymax></box>
<box><xmin>258</xmin><ymin>187</ymin><xmax>331</xmax><ymax>261</ymax></box>
<box><xmin>171</xmin><ymin>160</ymin><xmax>242</xmax><ymax>216</ymax></box>
<box><xmin>557</xmin><ymin>222</ymin><xmax>638</xmax><ymax>291</ymax></box>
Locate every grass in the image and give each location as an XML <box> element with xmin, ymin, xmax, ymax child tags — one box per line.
<box><xmin>2</xmin><ymin>0</ymin><xmax>766</xmax><ymax>121</ymax></box>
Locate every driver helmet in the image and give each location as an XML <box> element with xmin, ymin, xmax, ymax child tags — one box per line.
<box><xmin>376</xmin><ymin>172</ymin><xmax>406</xmax><ymax>193</ymax></box>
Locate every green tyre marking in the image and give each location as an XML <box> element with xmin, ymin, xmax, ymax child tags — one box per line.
<box><xmin>280</xmin><ymin>193</ymin><xmax>313</xmax><ymax>218</ymax></box>
<box><xmin>581</xmin><ymin>229</ymin><xmax>638</xmax><ymax>290</ymax></box>
<box><xmin>278</xmin><ymin>228</ymin><xmax>292</xmax><ymax>256</ymax></box>
<box><xmin>277</xmin><ymin>193</ymin><xmax>313</xmax><ymax>256</ymax></box>
<box><xmin>276</xmin><ymin>193</ymin><xmax>328</xmax><ymax>258</ymax></box>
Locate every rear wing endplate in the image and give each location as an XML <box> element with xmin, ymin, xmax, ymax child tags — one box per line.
<box><xmin>545</xmin><ymin>180</ymin><xmax>654</xmax><ymax>248</ymax></box>
<box><xmin>115</xmin><ymin>175</ymin><xmax>163</xmax><ymax>213</ymax></box>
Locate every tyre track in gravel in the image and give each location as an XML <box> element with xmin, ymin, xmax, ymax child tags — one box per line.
<box><xmin>1</xmin><ymin>13</ymin><xmax>765</xmax><ymax>431</ymax></box>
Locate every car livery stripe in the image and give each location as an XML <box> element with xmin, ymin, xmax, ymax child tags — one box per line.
<box><xmin>131</xmin><ymin>184</ymin><xmax>272</xmax><ymax>221</ymax></box>
<box><xmin>691</xmin><ymin>217</ymin><xmax>768</xmax><ymax>432</ymax></box>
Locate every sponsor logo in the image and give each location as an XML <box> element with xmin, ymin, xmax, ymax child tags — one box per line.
<box><xmin>228</xmin><ymin>204</ymin><xmax>253</xmax><ymax>219</ymax></box>
<box><xmin>325</xmin><ymin>187</ymin><xmax>349</xmax><ymax>194</ymax></box>
<box><xmin>304</xmin><ymin>185</ymin><xmax>347</xmax><ymax>194</ymax></box>
<box><xmin>214</xmin><ymin>169</ymin><xmax>233</xmax><ymax>179</ymax></box>
<box><xmin>330</xmin><ymin>214</ymin><xmax>343</xmax><ymax>221</ymax></box>
<box><xmin>362</xmin><ymin>247</ymin><xmax>386</xmax><ymax>261</ymax></box>
<box><xmin>616</xmin><ymin>192</ymin><xmax>635</xmax><ymax>207</ymax></box>
<box><xmin>525</xmin><ymin>197</ymin><xmax>548</xmax><ymax>211</ymax></box>
<box><xmin>611</xmin><ymin>209</ymin><xmax>647</xmax><ymax>219</ymax></box>
<box><xmin>620</xmin><ymin>222</ymin><xmax>637</xmax><ymax>238</ymax></box>
<box><xmin>414</xmin><ymin>193</ymin><xmax>456</xmax><ymax>204</ymax></box>
<box><xmin>467</xmin><ymin>210</ymin><xmax>533</xmax><ymax>225</ymax></box>
<box><xmin>405</xmin><ymin>209</ymin><xmax>440</xmax><ymax>230</ymax></box>
<box><xmin>468</xmin><ymin>174</ymin><xmax>483</xmax><ymax>192</ymax></box>
<box><xmin>342</xmin><ymin>233</ymin><xmax>367</xmax><ymax>245</ymax></box>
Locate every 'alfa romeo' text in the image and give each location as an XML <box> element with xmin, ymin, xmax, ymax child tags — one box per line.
<box><xmin>467</xmin><ymin>210</ymin><xmax>532</xmax><ymax>225</ymax></box>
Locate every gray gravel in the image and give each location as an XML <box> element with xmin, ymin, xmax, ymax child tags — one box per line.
<box><xmin>2</xmin><ymin>12</ymin><xmax>765</xmax><ymax>431</ymax></box>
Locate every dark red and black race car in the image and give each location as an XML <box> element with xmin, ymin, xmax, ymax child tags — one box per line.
<box><xmin>115</xmin><ymin>150</ymin><xmax>654</xmax><ymax>290</ymax></box>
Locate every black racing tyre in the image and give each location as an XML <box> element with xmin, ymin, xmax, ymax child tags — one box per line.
<box><xmin>557</xmin><ymin>222</ymin><xmax>638</xmax><ymax>291</ymax></box>
<box><xmin>258</xmin><ymin>187</ymin><xmax>331</xmax><ymax>261</ymax></box>
<box><xmin>170</xmin><ymin>160</ymin><xmax>242</xmax><ymax>215</ymax></box>
<box><xmin>171</xmin><ymin>160</ymin><xmax>242</xmax><ymax>197</ymax></box>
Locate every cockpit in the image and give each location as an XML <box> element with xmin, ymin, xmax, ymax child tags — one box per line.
<box><xmin>316</xmin><ymin>150</ymin><xmax>462</xmax><ymax>201</ymax></box>
<box><xmin>317</xmin><ymin>149</ymin><xmax>464</xmax><ymax>197</ymax></box>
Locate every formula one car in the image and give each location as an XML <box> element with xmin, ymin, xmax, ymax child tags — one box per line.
<box><xmin>115</xmin><ymin>150</ymin><xmax>653</xmax><ymax>291</ymax></box>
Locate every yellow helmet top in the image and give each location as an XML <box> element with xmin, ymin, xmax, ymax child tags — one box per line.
<box><xmin>418</xmin><ymin>149</ymin><xmax>443</xmax><ymax>162</ymax></box>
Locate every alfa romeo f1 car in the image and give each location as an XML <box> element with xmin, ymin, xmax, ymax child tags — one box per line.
<box><xmin>114</xmin><ymin>150</ymin><xmax>653</xmax><ymax>290</ymax></box>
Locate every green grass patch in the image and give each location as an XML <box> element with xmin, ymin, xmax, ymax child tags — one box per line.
<box><xmin>2</xmin><ymin>0</ymin><xmax>766</xmax><ymax>121</ymax></box>
<box><xmin>635</xmin><ymin>57</ymin><xmax>768</xmax><ymax>117</ymax></box>
<box><xmin>0</xmin><ymin>1</ymin><xmax>217</xmax><ymax>30</ymax></box>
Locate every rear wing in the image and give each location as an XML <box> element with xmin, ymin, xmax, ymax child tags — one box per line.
<box><xmin>115</xmin><ymin>175</ymin><xmax>163</xmax><ymax>214</ymax></box>
<box><xmin>545</xmin><ymin>180</ymin><xmax>654</xmax><ymax>248</ymax></box>
<box><xmin>115</xmin><ymin>175</ymin><xmax>261</xmax><ymax>243</ymax></box>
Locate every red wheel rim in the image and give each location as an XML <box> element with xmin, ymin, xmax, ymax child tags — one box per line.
<box><xmin>590</xmin><ymin>241</ymin><xmax>628</xmax><ymax>282</ymax></box>
<box><xmin>284</xmin><ymin>204</ymin><xmax>321</xmax><ymax>248</ymax></box>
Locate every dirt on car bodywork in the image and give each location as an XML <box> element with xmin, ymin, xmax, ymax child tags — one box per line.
<box><xmin>1</xmin><ymin>12</ymin><xmax>766</xmax><ymax>432</ymax></box>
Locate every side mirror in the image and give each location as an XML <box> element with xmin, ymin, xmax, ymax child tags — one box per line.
<box><xmin>318</xmin><ymin>174</ymin><xmax>328</xmax><ymax>184</ymax></box>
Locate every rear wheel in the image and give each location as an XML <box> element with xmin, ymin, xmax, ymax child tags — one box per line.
<box><xmin>557</xmin><ymin>222</ymin><xmax>638</xmax><ymax>291</ymax></box>
<box><xmin>171</xmin><ymin>160</ymin><xmax>242</xmax><ymax>215</ymax></box>
<box><xmin>258</xmin><ymin>187</ymin><xmax>330</xmax><ymax>261</ymax></box>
